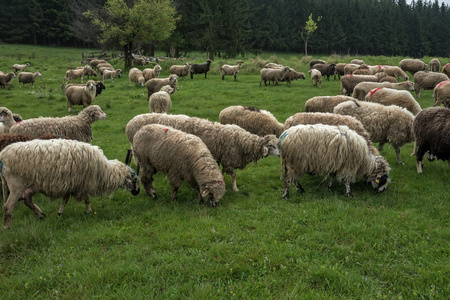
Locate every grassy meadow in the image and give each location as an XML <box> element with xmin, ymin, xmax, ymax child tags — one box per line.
<box><xmin>0</xmin><ymin>44</ymin><xmax>448</xmax><ymax>299</ymax></box>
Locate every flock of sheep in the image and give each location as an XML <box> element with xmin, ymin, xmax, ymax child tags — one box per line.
<box><xmin>0</xmin><ymin>54</ymin><xmax>449</xmax><ymax>230</ymax></box>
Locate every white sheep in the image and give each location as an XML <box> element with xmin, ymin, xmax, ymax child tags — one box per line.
<box><xmin>413</xmin><ymin>71</ymin><xmax>449</xmax><ymax>98</ymax></box>
<box><xmin>89</xmin><ymin>59</ymin><xmax>107</xmax><ymax>69</ymax></box>
<box><xmin>219</xmin><ymin>105</ymin><xmax>284</xmax><ymax>137</ymax></box>
<box><xmin>399</xmin><ymin>59</ymin><xmax>428</xmax><ymax>75</ymax></box>
<box><xmin>432</xmin><ymin>80</ymin><xmax>450</xmax><ymax>107</ymax></box>
<box><xmin>103</xmin><ymin>69</ymin><xmax>122</xmax><ymax>83</ymax></box>
<box><xmin>220</xmin><ymin>60</ymin><xmax>243</xmax><ymax>80</ymax></box>
<box><xmin>149</xmin><ymin>85</ymin><xmax>174</xmax><ymax>114</ymax></box>
<box><xmin>429</xmin><ymin>58</ymin><xmax>441</xmax><ymax>72</ymax></box>
<box><xmin>381</xmin><ymin>66</ymin><xmax>409</xmax><ymax>81</ymax></box>
<box><xmin>12</xmin><ymin>63</ymin><xmax>30</xmax><ymax>73</ymax></box>
<box><xmin>278</xmin><ymin>124</ymin><xmax>390</xmax><ymax>198</ymax></box>
<box><xmin>143</xmin><ymin>65</ymin><xmax>162</xmax><ymax>81</ymax></box>
<box><xmin>344</xmin><ymin>63</ymin><xmax>361</xmax><ymax>75</ymax></box>
<box><xmin>18</xmin><ymin>71</ymin><xmax>42</xmax><ymax>88</ymax></box>
<box><xmin>352</xmin><ymin>80</ymin><xmax>415</xmax><ymax>100</ymax></box>
<box><xmin>0</xmin><ymin>72</ymin><xmax>16</xmax><ymax>88</ymax></box>
<box><xmin>170</xmin><ymin>63</ymin><xmax>191</xmax><ymax>80</ymax></box>
<box><xmin>0</xmin><ymin>139</ymin><xmax>140</xmax><ymax>229</ymax></box>
<box><xmin>98</xmin><ymin>66</ymin><xmax>115</xmax><ymax>76</ymax></box>
<box><xmin>132</xmin><ymin>124</ymin><xmax>226</xmax><ymax>206</ymax></box>
<box><xmin>304</xmin><ymin>95</ymin><xmax>355</xmax><ymax>113</ymax></box>
<box><xmin>64</xmin><ymin>80</ymin><xmax>97</xmax><ymax>112</ymax></box>
<box><xmin>308</xmin><ymin>69</ymin><xmax>322</xmax><ymax>88</ymax></box>
<box><xmin>9</xmin><ymin>105</ymin><xmax>107</xmax><ymax>143</ymax></box>
<box><xmin>95</xmin><ymin>62</ymin><xmax>114</xmax><ymax>71</ymax></box>
<box><xmin>129</xmin><ymin>68</ymin><xmax>145</xmax><ymax>86</ymax></box>
<box><xmin>364</xmin><ymin>87</ymin><xmax>422</xmax><ymax>115</ymax></box>
<box><xmin>64</xmin><ymin>65</ymin><xmax>91</xmax><ymax>84</ymax></box>
<box><xmin>333</xmin><ymin>100</ymin><xmax>415</xmax><ymax>164</ymax></box>
<box><xmin>146</xmin><ymin>74</ymin><xmax>178</xmax><ymax>100</ymax></box>
<box><xmin>260</xmin><ymin>66</ymin><xmax>291</xmax><ymax>86</ymax></box>
<box><xmin>340</xmin><ymin>72</ymin><xmax>388</xmax><ymax>95</ymax></box>
<box><xmin>350</xmin><ymin>59</ymin><xmax>365</xmax><ymax>65</ymax></box>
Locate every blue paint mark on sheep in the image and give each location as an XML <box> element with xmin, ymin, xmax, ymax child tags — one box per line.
<box><xmin>277</xmin><ymin>130</ymin><xmax>289</xmax><ymax>149</ymax></box>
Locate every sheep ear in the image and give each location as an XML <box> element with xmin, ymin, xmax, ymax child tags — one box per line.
<box><xmin>201</xmin><ymin>189</ymin><xmax>210</xmax><ymax>197</ymax></box>
<box><xmin>263</xmin><ymin>146</ymin><xmax>269</xmax><ymax>156</ymax></box>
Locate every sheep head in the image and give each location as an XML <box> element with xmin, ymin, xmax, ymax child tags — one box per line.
<box><xmin>369</xmin><ymin>156</ymin><xmax>390</xmax><ymax>194</ymax></box>
<box><xmin>0</xmin><ymin>107</ymin><xmax>13</xmax><ymax>122</ymax></box>
<box><xmin>262</xmin><ymin>134</ymin><xmax>280</xmax><ymax>157</ymax></box>
<box><xmin>125</xmin><ymin>168</ymin><xmax>140</xmax><ymax>196</ymax></box>
<box><xmin>83</xmin><ymin>105</ymin><xmax>107</xmax><ymax>121</ymax></box>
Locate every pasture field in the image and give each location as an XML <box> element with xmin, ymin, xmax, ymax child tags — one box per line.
<box><xmin>0</xmin><ymin>44</ymin><xmax>448</xmax><ymax>299</ymax></box>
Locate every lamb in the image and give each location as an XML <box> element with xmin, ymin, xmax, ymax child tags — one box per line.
<box><xmin>170</xmin><ymin>62</ymin><xmax>191</xmax><ymax>80</ymax></box>
<box><xmin>308</xmin><ymin>69</ymin><xmax>322</xmax><ymax>88</ymax></box>
<box><xmin>309</xmin><ymin>59</ymin><xmax>326</xmax><ymax>69</ymax></box>
<box><xmin>344</xmin><ymin>63</ymin><xmax>361</xmax><ymax>75</ymax></box>
<box><xmin>429</xmin><ymin>58</ymin><xmax>441</xmax><ymax>72</ymax></box>
<box><xmin>9</xmin><ymin>105</ymin><xmax>107</xmax><ymax>143</ymax></box>
<box><xmin>89</xmin><ymin>59</ymin><xmax>107</xmax><ymax>69</ymax></box>
<box><xmin>178</xmin><ymin>117</ymin><xmax>280</xmax><ymax>192</ymax></box>
<box><xmin>0</xmin><ymin>72</ymin><xmax>15</xmax><ymax>88</ymax></box>
<box><xmin>311</xmin><ymin>63</ymin><xmax>336</xmax><ymax>81</ymax></box>
<box><xmin>413</xmin><ymin>71</ymin><xmax>449</xmax><ymax>98</ymax></box>
<box><xmin>190</xmin><ymin>59</ymin><xmax>212</xmax><ymax>79</ymax></box>
<box><xmin>304</xmin><ymin>95</ymin><xmax>355</xmax><ymax>113</ymax></box>
<box><xmin>259</xmin><ymin>66</ymin><xmax>291</xmax><ymax>86</ymax></box>
<box><xmin>340</xmin><ymin>72</ymin><xmax>388</xmax><ymax>96</ymax></box>
<box><xmin>281</xmin><ymin>69</ymin><xmax>305</xmax><ymax>85</ymax></box>
<box><xmin>364</xmin><ymin>87</ymin><xmax>422</xmax><ymax>115</ymax></box>
<box><xmin>411</xmin><ymin>107</ymin><xmax>450</xmax><ymax>174</ymax></box>
<box><xmin>442</xmin><ymin>63</ymin><xmax>450</xmax><ymax>77</ymax></box>
<box><xmin>133</xmin><ymin>56</ymin><xmax>148</xmax><ymax>67</ymax></box>
<box><xmin>0</xmin><ymin>139</ymin><xmax>140</xmax><ymax>229</ymax></box>
<box><xmin>143</xmin><ymin>65</ymin><xmax>162</xmax><ymax>81</ymax></box>
<box><xmin>64</xmin><ymin>80</ymin><xmax>97</xmax><ymax>112</ymax></box>
<box><xmin>145</xmin><ymin>74</ymin><xmax>178</xmax><ymax>100</ymax></box>
<box><xmin>220</xmin><ymin>60</ymin><xmax>243</xmax><ymax>80</ymax></box>
<box><xmin>399</xmin><ymin>58</ymin><xmax>428</xmax><ymax>75</ymax></box>
<box><xmin>132</xmin><ymin>124</ymin><xmax>225</xmax><ymax>206</ymax></box>
<box><xmin>129</xmin><ymin>68</ymin><xmax>145</xmax><ymax>86</ymax></box>
<box><xmin>380</xmin><ymin>66</ymin><xmax>409</xmax><ymax>81</ymax></box>
<box><xmin>283</xmin><ymin>112</ymin><xmax>379</xmax><ymax>155</ymax></box>
<box><xmin>149</xmin><ymin>85</ymin><xmax>174</xmax><ymax>114</ymax></box>
<box><xmin>64</xmin><ymin>81</ymin><xmax>106</xmax><ymax>97</ymax></box>
<box><xmin>432</xmin><ymin>80</ymin><xmax>450</xmax><ymax>107</ymax></box>
<box><xmin>219</xmin><ymin>106</ymin><xmax>284</xmax><ymax>137</ymax></box>
<box><xmin>64</xmin><ymin>65</ymin><xmax>90</xmax><ymax>84</ymax></box>
<box><xmin>352</xmin><ymin>80</ymin><xmax>415</xmax><ymax>100</ymax></box>
<box><xmin>278</xmin><ymin>124</ymin><xmax>390</xmax><ymax>198</ymax></box>
<box><xmin>12</xmin><ymin>63</ymin><xmax>30</xmax><ymax>73</ymax></box>
<box><xmin>18</xmin><ymin>71</ymin><xmax>42</xmax><ymax>88</ymax></box>
<box><xmin>333</xmin><ymin>100</ymin><xmax>415</xmax><ymax>164</ymax></box>
<box><xmin>103</xmin><ymin>69</ymin><xmax>122</xmax><ymax>83</ymax></box>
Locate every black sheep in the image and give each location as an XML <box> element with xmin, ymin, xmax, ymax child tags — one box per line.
<box><xmin>311</xmin><ymin>63</ymin><xmax>336</xmax><ymax>81</ymax></box>
<box><xmin>190</xmin><ymin>59</ymin><xmax>212</xmax><ymax>79</ymax></box>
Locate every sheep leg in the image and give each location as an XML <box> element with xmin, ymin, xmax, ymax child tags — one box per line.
<box><xmin>415</xmin><ymin>146</ymin><xmax>426</xmax><ymax>174</ymax></box>
<box><xmin>293</xmin><ymin>179</ymin><xmax>305</xmax><ymax>192</ymax></box>
<box><xmin>378</xmin><ymin>142</ymin><xmax>385</xmax><ymax>151</ymax></box>
<box><xmin>3</xmin><ymin>178</ymin><xmax>28</xmax><ymax>229</ymax></box>
<box><xmin>57</xmin><ymin>196</ymin><xmax>70</xmax><ymax>216</ymax></box>
<box><xmin>83</xmin><ymin>197</ymin><xmax>93</xmax><ymax>214</ymax></box>
<box><xmin>171</xmin><ymin>187</ymin><xmax>179</xmax><ymax>201</ymax></box>
<box><xmin>327</xmin><ymin>173</ymin><xmax>336</xmax><ymax>189</ymax></box>
<box><xmin>231</xmin><ymin>171</ymin><xmax>239</xmax><ymax>192</ymax></box>
<box><xmin>141</xmin><ymin>171</ymin><xmax>157</xmax><ymax>200</ymax></box>
<box><xmin>394</xmin><ymin>146</ymin><xmax>404</xmax><ymax>165</ymax></box>
<box><xmin>21</xmin><ymin>188</ymin><xmax>45</xmax><ymax>219</ymax></box>
<box><xmin>282</xmin><ymin>177</ymin><xmax>291</xmax><ymax>199</ymax></box>
<box><xmin>344</xmin><ymin>182</ymin><xmax>353</xmax><ymax>197</ymax></box>
<box><xmin>125</xmin><ymin>149</ymin><xmax>133</xmax><ymax>166</ymax></box>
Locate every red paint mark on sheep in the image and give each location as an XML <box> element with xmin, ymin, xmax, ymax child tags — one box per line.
<box><xmin>436</xmin><ymin>80</ymin><xmax>450</xmax><ymax>89</ymax></box>
<box><xmin>163</xmin><ymin>128</ymin><xmax>169</xmax><ymax>132</ymax></box>
<box><xmin>368</xmin><ymin>88</ymin><xmax>383</xmax><ymax>97</ymax></box>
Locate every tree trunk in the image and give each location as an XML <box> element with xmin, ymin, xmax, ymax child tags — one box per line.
<box><xmin>124</xmin><ymin>42</ymin><xmax>133</xmax><ymax>69</ymax></box>
<box><xmin>304</xmin><ymin>40</ymin><xmax>308</xmax><ymax>56</ymax></box>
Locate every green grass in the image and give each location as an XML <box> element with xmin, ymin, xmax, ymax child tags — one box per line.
<box><xmin>0</xmin><ymin>44</ymin><xmax>448</xmax><ymax>299</ymax></box>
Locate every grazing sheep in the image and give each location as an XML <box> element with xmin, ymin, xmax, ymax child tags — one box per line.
<box><xmin>18</xmin><ymin>71</ymin><xmax>42</xmax><ymax>88</ymax></box>
<box><xmin>364</xmin><ymin>87</ymin><xmax>422</xmax><ymax>115</ymax></box>
<box><xmin>129</xmin><ymin>68</ymin><xmax>145</xmax><ymax>86</ymax></box>
<box><xmin>0</xmin><ymin>72</ymin><xmax>15</xmax><ymax>88</ymax></box>
<box><xmin>340</xmin><ymin>73</ymin><xmax>388</xmax><ymax>96</ymax></box>
<box><xmin>149</xmin><ymin>85</ymin><xmax>174</xmax><ymax>114</ymax></box>
<box><xmin>352</xmin><ymin>64</ymin><xmax>372</xmax><ymax>75</ymax></box>
<box><xmin>334</xmin><ymin>63</ymin><xmax>347</xmax><ymax>79</ymax></box>
<box><xmin>369</xmin><ymin>65</ymin><xmax>385</xmax><ymax>74</ymax></box>
<box><xmin>432</xmin><ymin>80</ymin><xmax>450</xmax><ymax>107</ymax></box>
<box><xmin>260</xmin><ymin>66</ymin><xmax>291</xmax><ymax>86</ymax></box>
<box><xmin>442</xmin><ymin>63</ymin><xmax>450</xmax><ymax>77</ymax></box>
<box><xmin>220</xmin><ymin>60</ymin><xmax>243</xmax><ymax>80</ymax></box>
<box><xmin>399</xmin><ymin>58</ymin><xmax>428</xmax><ymax>75</ymax></box>
<box><xmin>64</xmin><ymin>81</ymin><xmax>106</xmax><ymax>97</ymax></box>
<box><xmin>352</xmin><ymin>80</ymin><xmax>415</xmax><ymax>100</ymax></box>
<box><xmin>103</xmin><ymin>69</ymin><xmax>122</xmax><ymax>82</ymax></box>
<box><xmin>170</xmin><ymin>62</ymin><xmax>191</xmax><ymax>80</ymax></box>
<box><xmin>413</xmin><ymin>71</ymin><xmax>449</xmax><ymax>98</ymax></box>
<box><xmin>133</xmin><ymin>56</ymin><xmax>148</xmax><ymax>67</ymax></box>
<box><xmin>95</xmin><ymin>62</ymin><xmax>114</xmax><ymax>71</ymax></box>
<box><xmin>12</xmin><ymin>63</ymin><xmax>30</xmax><ymax>73</ymax></box>
<box><xmin>64</xmin><ymin>65</ymin><xmax>90</xmax><ymax>84</ymax></box>
<box><xmin>279</xmin><ymin>124</ymin><xmax>390</xmax><ymax>198</ymax></box>
<box><xmin>381</xmin><ymin>66</ymin><xmax>409</xmax><ymax>81</ymax></box>
<box><xmin>9</xmin><ymin>105</ymin><xmax>106</xmax><ymax>143</ymax></box>
<box><xmin>0</xmin><ymin>139</ymin><xmax>140</xmax><ymax>229</ymax></box>
<box><xmin>379</xmin><ymin>76</ymin><xmax>398</xmax><ymax>83</ymax></box>
<box><xmin>83</xmin><ymin>68</ymin><xmax>98</xmax><ymax>79</ymax></box>
<box><xmin>178</xmin><ymin>117</ymin><xmax>280</xmax><ymax>192</ymax></box>
<box><xmin>411</xmin><ymin>107</ymin><xmax>450</xmax><ymax>173</ymax></box>
<box><xmin>190</xmin><ymin>59</ymin><xmax>212</xmax><ymax>79</ymax></box>
<box><xmin>219</xmin><ymin>106</ymin><xmax>284</xmax><ymax>137</ymax></box>
<box><xmin>309</xmin><ymin>60</ymin><xmax>326</xmax><ymax>69</ymax></box>
<box><xmin>64</xmin><ymin>80</ymin><xmax>97</xmax><ymax>112</ymax></box>
<box><xmin>146</xmin><ymin>74</ymin><xmax>178</xmax><ymax>100</ymax></box>
<box><xmin>281</xmin><ymin>69</ymin><xmax>306</xmax><ymax>85</ymax></box>
<box><xmin>429</xmin><ymin>58</ymin><xmax>441</xmax><ymax>72</ymax></box>
<box><xmin>311</xmin><ymin>63</ymin><xmax>336</xmax><ymax>81</ymax></box>
<box><xmin>284</xmin><ymin>112</ymin><xmax>378</xmax><ymax>155</ymax></box>
<box><xmin>334</xmin><ymin>100</ymin><xmax>415</xmax><ymax>164</ymax></box>
<box><xmin>89</xmin><ymin>59</ymin><xmax>107</xmax><ymax>69</ymax></box>
<box><xmin>308</xmin><ymin>69</ymin><xmax>322</xmax><ymax>88</ymax></box>
<box><xmin>304</xmin><ymin>95</ymin><xmax>355</xmax><ymax>113</ymax></box>
<box><xmin>344</xmin><ymin>63</ymin><xmax>361</xmax><ymax>75</ymax></box>
<box><xmin>132</xmin><ymin>124</ymin><xmax>225</xmax><ymax>206</ymax></box>
<box><xmin>143</xmin><ymin>65</ymin><xmax>162</xmax><ymax>81</ymax></box>
<box><xmin>350</xmin><ymin>59</ymin><xmax>365</xmax><ymax>65</ymax></box>
<box><xmin>98</xmin><ymin>66</ymin><xmax>115</xmax><ymax>76</ymax></box>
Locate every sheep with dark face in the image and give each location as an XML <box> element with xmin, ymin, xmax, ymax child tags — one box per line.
<box><xmin>190</xmin><ymin>59</ymin><xmax>212</xmax><ymax>79</ymax></box>
<box><xmin>411</xmin><ymin>107</ymin><xmax>450</xmax><ymax>173</ymax></box>
<box><xmin>18</xmin><ymin>71</ymin><xmax>42</xmax><ymax>88</ymax></box>
<box><xmin>311</xmin><ymin>63</ymin><xmax>336</xmax><ymax>81</ymax></box>
<box><xmin>132</xmin><ymin>124</ymin><xmax>225</xmax><ymax>206</ymax></box>
<box><xmin>279</xmin><ymin>124</ymin><xmax>390</xmax><ymax>198</ymax></box>
<box><xmin>413</xmin><ymin>71</ymin><xmax>449</xmax><ymax>98</ymax></box>
<box><xmin>0</xmin><ymin>139</ymin><xmax>140</xmax><ymax>229</ymax></box>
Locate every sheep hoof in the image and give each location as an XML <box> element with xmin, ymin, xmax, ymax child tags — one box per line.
<box><xmin>282</xmin><ymin>190</ymin><xmax>290</xmax><ymax>199</ymax></box>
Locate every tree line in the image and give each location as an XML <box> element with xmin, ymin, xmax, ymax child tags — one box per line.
<box><xmin>0</xmin><ymin>0</ymin><xmax>449</xmax><ymax>58</ymax></box>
